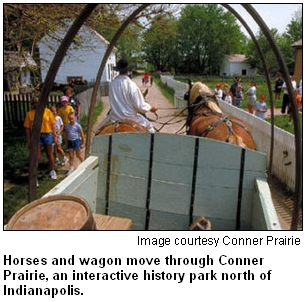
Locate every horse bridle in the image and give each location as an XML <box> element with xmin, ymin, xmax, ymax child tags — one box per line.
<box><xmin>185</xmin><ymin>91</ymin><xmax>250</xmax><ymax>140</ymax></box>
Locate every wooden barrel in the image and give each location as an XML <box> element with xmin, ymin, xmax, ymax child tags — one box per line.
<box><xmin>7</xmin><ymin>195</ymin><xmax>96</xmax><ymax>230</ymax></box>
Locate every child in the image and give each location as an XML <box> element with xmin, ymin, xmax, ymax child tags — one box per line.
<box><xmin>255</xmin><ymin>94</ymin><xmax>268</xmax><ymax>119</ymax></box>
<box><xmin>64</xmin><ymin>112</ymin><xmax>85</xmax><ymax>175</ymax></box>
<box><xmin>224</xmin><ymin>89</ymin><xmax>232</xmax><ymax>105</ymax></box>
<box><xmin>214</xmin><ymin>83</ymin><xmax>223</xmax><ymax>99</ymax></box>
<box><xmin>50</xmin><ymin>106</ymin><xmax>68</xmax><ymax>166</ymax></box>
<box><xmin>58</xmin><ymin>95</ymin><xmax>74</xmax><ymax>125</ymax></box>
<box><xmin>234</xmin><ymin>85</ymin><xmax>243</xmax><ymax>108</ymax></box>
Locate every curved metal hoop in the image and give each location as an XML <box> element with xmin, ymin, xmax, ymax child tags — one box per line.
<box><xmin>38</xmin><ymin>4</ymin><xmax>301</xmax><ymax>229</ymax></box>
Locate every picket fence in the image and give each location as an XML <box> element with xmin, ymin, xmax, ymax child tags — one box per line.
<box><xmin>3</xmin><ymin>87</ymin><xmax>102</xmax><ymax>127</ymax></box>
<box><xmin>160</xmin><ymin>75</ymin><xmax>299</xmax><ymax>192</ymax></box>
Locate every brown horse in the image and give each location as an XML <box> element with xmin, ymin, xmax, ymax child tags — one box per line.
<box><xmin>185</xmin><ymin>81</ymin><xmax>256</xmax><ymax>150</ymax></box>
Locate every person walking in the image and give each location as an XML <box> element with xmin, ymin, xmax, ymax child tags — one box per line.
<box><xmin>64</xmin><ymin>112</ymin><xmax>85</xmax><ymax>175</ymax></box>
<box><xmin>63</xmin><ymin>86</ymin><xmax>81</xmax><ymax>123</ymax></box>
<box><xmin>58</xmin><ymin>95</ymin><xmax>74</xmax><ymax>125</ymax></box>
<box><xmin>50</xmin><ymin>106</ymin><xmax>68</xmax><ymax>166</ymax></box>
<box><xmin>24</xmin><ymin>100</ymin><xmax>57</xmax><ymax>181</ymax></box>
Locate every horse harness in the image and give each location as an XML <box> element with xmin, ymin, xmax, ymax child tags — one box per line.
<box><xmin>98</xmin><ymin>120</ymin><xmax>145</xmax><ymax>133</ymax></box>
<box><xmin>187</xmin><ymin>93</ymin><xmax>251</xmax><ymax>141</ymax></box>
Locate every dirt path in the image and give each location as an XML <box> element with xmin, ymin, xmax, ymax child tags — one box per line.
<box><xmin>93</xmin><ymin>76</ymin><xmax>187</xmax><ymax>134</ymax></box>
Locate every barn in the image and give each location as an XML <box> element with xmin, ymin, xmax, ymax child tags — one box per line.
<box><xmin>38</xmin><ymin>20</ymin><xmax>117</xmax><ymax>88</ymax></box>
<box><xmin>220</xmin><ymin>54</ymin><xmax>256</xmax><ymax>77</ymax></box>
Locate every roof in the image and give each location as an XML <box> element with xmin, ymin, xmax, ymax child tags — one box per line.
<box><xmin>4</xmin><ymin>51</ymin><xmax>37</xmax><ymax>72</ymax></box>
<box><xmin>42</xmin><ymin>19</ymin><xmax>117</xmax><ymax>52</ymax></box>
<box><xmin>291</xmin><ymin>39</ymin><xmax>302</xmax><ymax>48</ymax></box>
<box><xmin>225</xmin><ymin>54</ymin><xmax>246</xmax><ymax>63</ymax></box>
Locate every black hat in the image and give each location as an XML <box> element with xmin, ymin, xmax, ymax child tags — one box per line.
<box><xmin>114</xmin><ymin>59</ymin><xmax>132</xmax><ymax>73</ymax></box>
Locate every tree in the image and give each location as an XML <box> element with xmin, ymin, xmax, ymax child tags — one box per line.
<box><xmin>246</xmin><ymin>6</ymin><xmax>302</xmax><ymax>75</ymax></box>
<box><xmin>285</xmin><ymin>6</ymin><xmax>302</xmax><ymax>42</ymax></box>
<box><xmin>246</xmin><ymin>28</ymin><xmax>281</xmax><ymax>74</ymax></box>
<box><xmin>142</xmin><ymin>16</ymin><xmax>177</xmax><ymax>71</ymax></box>
<box><xmin>174</xmin><ymin>4</ymin><xmax>246</xmax><ymax>74</ymax></box>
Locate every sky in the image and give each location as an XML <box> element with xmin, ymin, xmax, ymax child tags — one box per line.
<box><xmin>225</xmin><ymin>4</ymin><xmax>302</xmax><ymax>36</ymax></box>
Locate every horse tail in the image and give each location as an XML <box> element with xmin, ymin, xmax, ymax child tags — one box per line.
<box><xmin>228</xmin><ymin>133</ymin><xmax>246</xmax><ymax>148</ymax></box>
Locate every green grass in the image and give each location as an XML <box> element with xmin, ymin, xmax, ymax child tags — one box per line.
<box><xmin>266</xmin><ymin>113</ymin><xmax>302</xmax><ymax>135</ymax></box>
<box><xmin>154</xmin><ymin>77</ymin><xmax>175</xmax><ymax>104</ymax></box>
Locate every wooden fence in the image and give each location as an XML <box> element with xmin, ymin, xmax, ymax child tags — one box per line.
<box><xmin>3</xmin><ymin>87</ymin><xmax>102</xmax><ymax>128</ymax></box>
<box><xmin>3</xmin><ymin>93</ymin><xmax>59</xmax><ymax>127</ymax></box>
<box><xmin>160</xmin><ymin>75</ymin><xmax>299</xmax><ymax>192</ymax></box>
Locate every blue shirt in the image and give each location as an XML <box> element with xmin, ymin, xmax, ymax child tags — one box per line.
<box><xmin>65</xmin><ymin>122</ymin><xmax>82</xmax><ymax>141</ymax></box>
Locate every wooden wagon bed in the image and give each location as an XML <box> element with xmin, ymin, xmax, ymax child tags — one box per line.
<box><xmin>45</xmin><ymin>133</ymin><xmax>281</xmax><ymax>230</ymax></box>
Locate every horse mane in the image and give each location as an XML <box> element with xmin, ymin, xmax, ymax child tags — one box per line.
<box><xmin>206</xmin><ymin>100</ymin><xmax>222</xmax><ymax>114</ymax></box>
<box><xmin>190</xmin><ymin>82</ymin><xmax>222</xmax><ymax>115</ymax></box>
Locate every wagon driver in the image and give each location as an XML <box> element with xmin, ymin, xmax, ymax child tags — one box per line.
<box><xmin>100</xmin><ymin>59</ymin><xmax>157</xmax><ymax>133</ymax></box>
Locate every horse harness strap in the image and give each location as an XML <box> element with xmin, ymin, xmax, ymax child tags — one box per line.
<box><xmin>113</xmin><ymin>120</ymin><xmax>144</xmax><ymax>132</ymax></box>
<box><xmin>201</xmin><ymin>115</ymin><xmax>234</xmax><ymax>141</ymax></box>
<box><xmin>98</xmin><ymin>120</ymin><xmax>144</xmax><ymax>133</ymax></box>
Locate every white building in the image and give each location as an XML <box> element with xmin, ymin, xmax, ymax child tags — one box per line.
<box><xmin>220</xmin><ymin>54</ymin><xmax>256</xmax><ymax>77</ymax></box>
<box><xmin>4</xmin><ymin>51</ymin><xmax>37</xmax><ymax>93</ymax></box>
<box><xmin>38</xmin><ymin>20</ymin><xmax>117</xmax><ymax>86</ymax></box>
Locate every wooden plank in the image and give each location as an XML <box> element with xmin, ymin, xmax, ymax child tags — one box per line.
<box><xmin>150</xmin><ymin>134</ymin><xmax>196</xmax><ymax>215</ymax></box>
<box><xmin>108</xmin><ymin>133</ymin><xmax>151</xmax><ymax>208</ymax></box>
<box><xmin>93</xmin><ymin>213</ymin><xmax>132</xmax><ymax>230</ymax></box>
<box><xmin>193</xmin><ymin>138</ymin><xmax>241</xmax><ymax>225</ymax></box>
<box><xmin>149</xmin><ymin>210</ymin><xmax>189</xmax><ymax>230</ymax></box>
<box><xmin>107</xmin><ymin>203</ymin><xmax>146</xmax><ymax>230</ymax></box>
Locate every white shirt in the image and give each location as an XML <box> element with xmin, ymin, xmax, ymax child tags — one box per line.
<box><xmin>282</xmin><ymin>79</ymin><xmax>297</xmax><ymax>94</ymax></box>
<box><xmin>246</xmin><ymin>86</ymin><xmax>257</xmax><ymax>103</ymax></box>
<box><xmin>215</xmin><ymin>89</ymin><xmax>223</xmax><ymax>99</ymax></box>
<box><xmin>224</xmin><ymin>95</ymin><xmax>232</xmax><ymax>105</ymax></box>
<box><xmin>108</xmin><ymin>75</ymin><xmax>152</xmax><ymax>129</ymax></box>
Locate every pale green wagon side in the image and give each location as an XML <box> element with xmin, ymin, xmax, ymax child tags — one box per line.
<box><xmin>45</xmin><ymin>133</ymin><xmax>281</xmax><ymax>230</ymax></box>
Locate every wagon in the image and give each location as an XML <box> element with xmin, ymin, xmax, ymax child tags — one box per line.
<box><xmin>44</xmin><ymin>133</ymin><xmax>281</xmax><ymax>230</ymax></box>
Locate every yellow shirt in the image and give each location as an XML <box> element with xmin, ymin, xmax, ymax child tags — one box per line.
<box><xmin>23</xmin><ymin>108</ymin><xmax>55</xmax><ymax>133</ymax></box>
<box><xmin>58</xmin><ymin>105</ymin><xmax>74</xmax><ymax>124</ymax></box>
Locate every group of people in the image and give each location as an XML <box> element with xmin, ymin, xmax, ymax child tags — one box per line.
<box><xmin>24</xmin><ymin>86</ymin><xmax>84</xmax><ymax>184</ymax></box>
<box><xmin>217</xmin><ymin>73</ymin><xmax>302</xmax><ymax>122</ymax></box>
<box><xmin>278</xmin><ymin>73</ymin><xmax>302</xmax><ymax>125</ymax></box>
<box><xmin>216</xmin><ymin>77</ymin><xmax>268</xmax><ymax>119</ymax></box>
<box><xmin>25</xmin><ymin>59</ymin><xmax>157</xmax><ymax>184</ymax></box>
